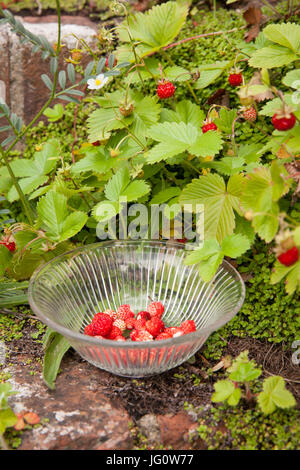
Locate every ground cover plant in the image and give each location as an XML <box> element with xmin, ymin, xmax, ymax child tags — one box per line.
<box><xmin>0</xmin><ymin>0</ymin><xmax>299</xmax><ymax>450</ymax></box>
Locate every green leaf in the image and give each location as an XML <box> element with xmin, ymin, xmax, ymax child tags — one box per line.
<box><xmin>43</xmin><ymin>104</ymin><xmax>64</xmax><ymax>122</ymax></box>
<box><xmin>37</xmin><ymin>191</ymin><xmax>87</xmax><ymax>242</ymax></box>
<box><xmin>131</xmin><ymin>96</ymin><xmax>161</xmax><ymax>138</ymax></box>
<box><xmin>121</xmin><ymin>180</ymin><xmax>150</xmax><ymax>202</ymax></box>
<box><xmin>116</xmin><ymin>1</ymin><xmax>188</xmax><ymax>62</ymax></box>
<box><xmin>42</xmin><ymin>328</ymin><xmax>70</xmax><ymax>390</ymax></box>
<box><xmin>258</xmin><ymin>376</ymin><xmax>296</xmax><ymax>415</ymax></box>
<box><xmin>249</xmin><ymin>45</ymin><xmax>297</xmax><ymax>68</ymax></box>
<box><xmin>195</xmin><ymin>61</ymin><xmax>231</xmax><ymax>89</ymax></box>
<box><xmin>105</xmin><ymin>167</ymin><xmax>130</xmax><ymax>202</ymax></box>
<box><xmin>212</xmin><ymin>380</ymin><xmax>241</xmax><ymax>406</ymax></box>
<box><xmin>0</xmin><ymin>244</ymin><xmax>12</xmax><ymax>276</ymax></box>
<box><xmin>71</xmin><ymin>148</ymin><xmax>118</xmax><ymax>175</ymax></box>
<box><xmin>0</xmin><ymin>280</ymin><xmax>28</xmax><ymax>307</ymax></box>
<box><xmin>0</xmin><ymin>383</ymin><xmax>17</xmax><ymax>408</ymax></box>
<box><xmin>179</xmin><ymin>174</ymin><xmax>243</xmax><ymax>242</ymax></box>
<box><xmin>221</xmin><ymin>234</ymin><xmax>251</xmax><ymax>258</ymax></box>
<box><xmin>263</xmin><ymin>23</ymin><xmax>300</xmax><ymax>52</ymax></box>
<box><xmin>87</xmin><ymin>107</ymin><xmax>131</xmax><ymax>142</ymax></box>
<box><xmin>229</xmin><ymin>362</ymin><xmax>261</xmax><ymax>382</ymax></box>
<box><xmin>0</xmin><ymin>408</ymin><xmax>17</xmax><ymax>434</ymax></box>
<box><xmin>214</xmin><ymin>108</ymin><xmax>237</xmax><ymax>134</ymax></box>
<box><xmin>189</xmin><ymin>130</ymin><xmax>223</xmax><ymax>158</ymax></box>
<box><xmin>282</xmin><ymin>69</ymin><xmax>300</xmax><ymax>88</ymax></box>
<box><xmin>41</xmin><ymin>73</ymin><xmax>53</xmax><ymax>90</ymax></box>
<box><xmin>58</xmin><ymin>70</ymin><xmax>66</xmax><ymax>89</ymax></box>
<box><xmin>150</xmin><ymin>187</ymin><xmax>181</xmax><ymax>205</ymax></box>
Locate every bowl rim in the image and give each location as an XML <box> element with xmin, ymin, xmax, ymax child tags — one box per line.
<box><xmin>28</xmin><ymin>240</ymin><xmax>246</xmax><ymax>348</ymax></box>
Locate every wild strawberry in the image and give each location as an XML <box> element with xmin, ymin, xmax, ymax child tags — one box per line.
<box><xmin>134</xmin><ymin>318</ymin><xmax>147</xmax><ymax>330</ymax></box>
<box><xmin>277</xmin><ymin>246</ymin><xmax>299</xmax><ymax>267</ymax></box>
<box><xmin>228</xmin><ymin>72</ymin><xmax>243</xmax><ymax>87</ymax></box>
<box><xmin>0</xmin><ymin>240</ymin><xmax>16</xmax><ymax>253</ymax></box>
<box><xmin>130</xmin><ymin>329</ymin><xmax>140</xmax><ymax>341</ymax></box>
<box><xmin>145</xmin><ymin>317</ymin><xmax>165</xmax><ymax>338</ymax></box>
<box><xmin>165</xmin><ymin>327</ymin><xmax>184</xmax><ymax>338</ymax></box>
<box><xmin>156</xmin><ymin>331</ymin><xmax>173</xmax><ymax>340</ymax></box>
<box><xmin>157</xmin><ymin>80</ymin><xmax>176</xmax><ymax>99</ymax></box>
<box><xmin>243</xmin><ymin>106</ymin><xmax>257</xmax><ymax>122</ymax></box>
<box><xmin>92</xmin><ymin>313</ymin><xmax>113</xmax><ymax>337</ymax></box>
<box><xmin>202</xmin><ymin>122</ymin><xmax>217</xmax><ymax>133</ymax></box>
<box><xmin>117</xmin><ymin>304</ymin><xmax>134</xmax><ymax>320</ymax></box>
<box><xmin>108</xmin><ymin>325</ymin><xmax>122</xmax><ymax>339</ymax></box>
<box><xmin>104</xmin><ymin>309</ymin><xmax>118</xmax><ymax>320</ymax></box>
<box><xmin>92</xmin><ymin>141</ymin><xmax>101</xmax><ymax>146</ymax></box>
<box><xmin>272</xmin><ymin>110</ymin><xmax>296</xmax><ymax>131</ymax></box>
<box><xmin>180</xmin><ymin>319</ymin><xmax>196</xmax><ymax>335</ymax></box>
<box><xmin>23</xmin><ymin>412</ymin><xmax>40</xmax><ymax>425</ymax></box>
<box><xmin>115</xmin><ymin>335</ymin><xmax>126</xmax><ymax>341</ymax></box>
<box><xmin>84</xmin><ymin>324</ymin><xmax>94</xmax><ymax>336</ymax></box>
<box><xmin>134</xmin><ymin>330</ymin><xmax>154</xmax><ymax>342</ymax></box>
<box><xmin>176</xmin><ymin>238</ymin><xmax>187</xmax><ymax>244</ymax></box>
<box><xmin>136</xmin><ymin>311</ymin><xmax>150</xmax><ymax>321</ymax></box>
<box><xmin>147</xmin><ymin>301</ymin><xmax>164</xmax><ymax>318</ymax></box>
<box><xmin>113</xmin><ymin>318</ymin><xmax>126</xmax><ymax>332</ymax></box>
<box><xmin>125</xmin><ymin>317</ymin><xmax>136</xmax><ymax>330</ymax></box>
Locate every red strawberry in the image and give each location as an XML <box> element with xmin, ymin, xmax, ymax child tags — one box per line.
<box><xmin>202</xmin><ymin>122</ymin><xmax>217</xmax><ymax>133</ymax></box>
<box><xmin>0</xmin><ymin>240</ymin><xmax>16</xmax><ymax>253</ymax></box>
<box><xmin>134</xmin><ymin>330</ymin><xmax>154</xmax><ymax>342</ymax></box>
<box><xmin>113</xmin><ymin>318</ymin><xmax>126</xmax><ymax>332</ymax></box>
<box><xmin>104</xmin><ymin>309</ymin><xmax>118</xmax><ymax>320</ymax></box>
<box><xmin>108</xmin><ymin>325</ymin><xmax>122</xmax><ymax>339</ymax></box>
<box><xmin>228</xmin><ymin>73</ymin><xmax>243</xmax><ymax>87</ymax></box>
<box><xmin>130</xmin><ymin>329</ymin><xmax>140</xmax><ymax>341</ymax></box>
<box><xmin>243</xmin><ymin>106</ymin><xmax>257</xmax><ymax>122</ymax></box>
<box><xmin>277</xmin><ymin>246</ymin><xmax>299</xmax><ymax>267</ymax></box>
<box><xmin>157</xmin><ymin>80</ymin><xmax>176</xmax><ymax>99</ymax></box>
<box><xmin>92</xmin><ymin>313</ymin><xmax>113</xmax><ymax>337</ymax></box>
<box><xmin>272</xmin><ymin>112</ymin><xmax>296</xmax><ymax>131</ymax></box>
<box><xmin>117</xmin><ymin>304</ymin><xmax>134</xmax><ymax>320</ymax></box>
<box><xmin>136</xmin><ymin>311</ymin><xmax>150</xmax><ymax>321</ymax></box>
<box><xmin>125</xmin><ymin>317</ymin><xmax>135</xmax><ymax>330</ymax></box>
<box><xmin>92</xmin><ymin>141</ymin><xmax>101</xmax><ymax>146</ymax></box>
<box><xmin>145</xmin><ymin>317</ymin><xmax>165</xmax><ymax>338</ymax></box>
<box><xmin>156</xmin><ymin>331</ymin><xmax>173</xmax><ymax>340</ymax></box>
<box><xmin>115</xmin><ymin>335</ymin><xmax>126</xmax><ymax>341</ymax></box>
<box><xmin>84</xmin><ymin>324</ymin><xmax>94</xmax><ymax>336</ymax></box>
<box><xmin>147</xmin><ymin>301</ymin><xmax>164</xmax><ymax>318</ymax></box>
<box><xmin>165</xmin><ymin>327</ymin><xmax>184</xmax><ymax>338</ymax></box>
<box><xmin>180</xmin><ymin>319</ymin><xmax>196</xmax><ymax>335</ymax></box>
<box><xmin>134</xmin><ymin>318</ymin><xmax>147</xmax><ymax>330</ymax></box>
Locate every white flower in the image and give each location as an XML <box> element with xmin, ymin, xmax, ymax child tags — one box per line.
<box><xmin>87</xmin><ymin>74</ymin><xmax>109</xmax><ymax>90</ymax></box>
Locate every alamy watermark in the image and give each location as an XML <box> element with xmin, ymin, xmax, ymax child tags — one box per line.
<box><xmin>292</xmin><ymin>340</ymin><xmax>300</xmax><ymax>365</ymax></box>
<box><xmin>95</xmin><ymin>197</ymin><xmax>204</xmax><ymax>248</ymax></box>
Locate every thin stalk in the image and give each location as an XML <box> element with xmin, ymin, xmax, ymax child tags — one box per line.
<box><xmin>0</xmin><ymin>145</ymin><xmax>35</xmax><ymax>224</ymax></box>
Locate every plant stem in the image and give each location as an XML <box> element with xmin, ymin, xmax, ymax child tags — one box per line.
<box><xmin>0</xmin><ymin>145</ymin><xmax>35</xmax><ymax>225</ymax></box>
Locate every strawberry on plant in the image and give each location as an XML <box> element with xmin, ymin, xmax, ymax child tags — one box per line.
<box><xmin>243</xmin><ymin>106</ymin><xmax>257</xmax><ymax>122</ymax></box>
<box><xmin>202</xmin><ymin>121</ymin><xmax>217</xmax><ymax>133</ymax></box>
<box><xmin>0</xmin><ymin>236</ymin><xmax>16</xmax><ymax>253</ymax></box>
<box><xmin>228</xmin><ymin>72</ymin><xmax>243</xmax><ymax>87</ymax></box>
<box><xmin>272</xmin><ymin>109</ymin><xmax>296</xmax><ymax>131</ymax></box>
<box><xmin>147</xmin><ymin>301</ymin><xmax>164</xmax><ymax>318</ymax></box>
<box><xmin>277</xmin><ymin>246</ymin><xmax>299</xmax><ymax>267</ymax></box>
<box><xmin>157</xmin><ymin>80</ymin><xmax>176</xmax><ymax>99</ymax></box>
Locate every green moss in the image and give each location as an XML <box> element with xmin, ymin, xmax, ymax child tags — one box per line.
<box><xmin>192</xmin><ymin>405</ymin><xmax>300</xmax><ymax>450</ymax></box>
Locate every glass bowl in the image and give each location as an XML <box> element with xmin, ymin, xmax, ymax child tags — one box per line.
<box><xmin>28</xmin><ymin>241</ymin><xmax>245</xmax><ymax>377</ymax></box>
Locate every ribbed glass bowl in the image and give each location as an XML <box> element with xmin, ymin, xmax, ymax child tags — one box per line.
<box><xmin>28</xmin><ymin>241</ymin><xmax>245</xmax><ymax>377</ymax></box>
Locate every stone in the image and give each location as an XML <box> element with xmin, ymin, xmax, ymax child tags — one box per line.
<box><xmin>7</xmin><ymin>355</ymin><xmax>133</xmax><ymax>450</ymax></box>
<box><xmin>0</xmin><ymin>16</ymin><xmax>98</xmax><ymax>130</ymax></box>
<box><xmin>137</xmin><ymin>414</ymin><xmax>161</xmax><ymax>446</ymax></box>
<box><xmin>156</xmin><ymin>411</ymin><xmax>197</xmax><ymax>450</ymax></box>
